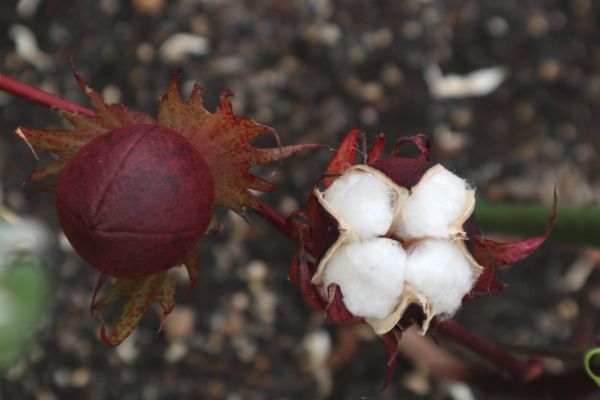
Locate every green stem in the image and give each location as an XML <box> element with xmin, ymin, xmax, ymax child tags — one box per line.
<box><xmin>475</xmin><ymin>201</ymin><xmax>600</xmax><ymax>247</ymax></box>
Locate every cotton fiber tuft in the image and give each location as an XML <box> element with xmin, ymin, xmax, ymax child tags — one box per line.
<box><xmin>323</xmin><ymin>170</ymin><xmax>396</xmax><ymax>239</ymax></box>
<box><xmin>400</xmin><ymin>166</ymin><xmax>469</xmax><ymax>238</ymax></box>
<box><xmin>405</xmin><ymin>239</ymin><xmax>475</xmax><ymax>315</ymax></box>
<box><xmin>322</xmin><ymin>238</ymin><xmax>406</xmax><ymax>319</ymax></box>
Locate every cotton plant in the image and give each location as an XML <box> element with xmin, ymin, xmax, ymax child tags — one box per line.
<box><xmin>1</xmin><ymin>72</ymin><xmax>557</xmax><ymax>391</ymax></box>
<box><xmin>289</xmin><ymin>130</ymin><xmax>555</xmax><ymax>387</ymax></box>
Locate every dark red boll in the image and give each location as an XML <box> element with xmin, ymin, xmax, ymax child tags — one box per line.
<box><xmin>56</xmin><ymin>123</ymin><xmax>215</xmax><ymax>278</ymax></box>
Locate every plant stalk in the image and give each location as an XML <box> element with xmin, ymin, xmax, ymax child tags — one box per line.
<box><xmin>431</xmin><ymin>318</ymin><xmax>542</xmax><ymax>381</ymax></box>
<box><xmin>0</xmin><ymin>74</ymin><xmax>95</xmax><ymax>116</ymax></box>
<box><xmin>476</xmin><ymin>200</ymin><xmax>600</xmax><ymax>247</ymax></box>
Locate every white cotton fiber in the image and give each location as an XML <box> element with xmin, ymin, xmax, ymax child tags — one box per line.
<box><xmin>324</xmin><ymin>170</ymin><xmax>396</xmax><ymax>239</ymax></box>
<box><xmin>322</xmin><ymin>238</ymin><xmax>406</xmax><ymax>319</ymax></box>
<box><xmin>405</xmin><ymin>239</ymin><xmax>475</xmax><ymax>315</ymax></box>
<box><xmin>400</xmin><ymin>166</ymin><xmax>469</xmax><ymax>238</ymax></box>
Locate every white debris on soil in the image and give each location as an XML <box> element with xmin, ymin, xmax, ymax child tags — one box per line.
<box><xmin>159</xmin><ymin>33</ymin><xmax>209</xmax><ymax>63</ymax></box>
<box><xmin>323</xmin><ymin>169</ymin><xmax>396</xmax><ymax>239</ymax></box>
<box><xmin>302</xmin><ymin>329</ymin><xmax>333</xmax><ymax>398</ymax></box>
<box><xmin>405</xmin><ymin>240</ymin><xmax>476</xmax><ymax>315</ymax></box>
<box><xmin>8</xmin><ymin>24</ymin><xmax>52</xmax><ymax>71</ymax></box>
<box><xmin>424</xmin><ymin>64</ymin><xmax>507</xmax><ymax>100</ymax></box>
<box><xmin>16</xmin><ymin>0</ymin><xmax>42</xmax><ymax>18</ymax></box>
<box><xmin>322</xmin><ymin>239</ymin><xmax>406</xmax><ymax>319</ymax></box>
<box><xmin>400</xmin><ymin>165</ymin><xmax>469</xmax><ymax>239</ymax></box>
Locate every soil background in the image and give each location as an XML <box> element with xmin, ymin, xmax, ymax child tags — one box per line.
<box><xmin>0</xmin><ymin>0</ymin><xmax>599</xmax><ymax>399</ymax></box>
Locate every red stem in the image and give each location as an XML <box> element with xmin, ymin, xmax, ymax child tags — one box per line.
<box><xmin>253</xmin><ymin>197</ymin><xmax>301</xmax><ymax>244</ymax></box>
<box><xmin>0</xmin><ymin>74</ymin><xmax>95</xmax><ymax>115</ymax></box>
<box><xmin>431</xmin><ymin>318</ymin><xmax>542</xmax><ymax>381</ymax></box>
<box><xmin>0</xmin><ymin>73</ymin><xmax>552</xmax><ymax>388</ymax></box>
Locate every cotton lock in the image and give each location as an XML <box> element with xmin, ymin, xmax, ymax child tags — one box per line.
<box><xmin>322</xmin><ymin>238</ymin><xmax>407</xmax><ymax>319</ymax></box>
<box><xmin>396</xmin><ymin>165</ymin><xmax>473</xmax><ymax>239</ymax></box>
<box><xmin>405</xmin><ymin>239</ymin><xmax>476</xmax><ymax>315</ymax></box>
<box><xmin>323</xmin><ymin>169</ymin><xmax>397</xmax><ymax>239</ymax></box>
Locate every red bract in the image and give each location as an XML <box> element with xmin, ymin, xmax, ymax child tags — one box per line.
<box><xmin>290</xmin><ymin>129</ymin><xmax>556</xmax><ymax>389</ymax></box>
<box><xmin>56</xmin><ymin>124</ymin><xmax>214</xmax><ymax>278</ymax></box>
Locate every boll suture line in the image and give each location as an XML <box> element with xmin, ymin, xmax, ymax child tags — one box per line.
<box><xmin>312</xmin><ymin>164</ymin><xmax>482</xmax><ymax>336</ymax></box>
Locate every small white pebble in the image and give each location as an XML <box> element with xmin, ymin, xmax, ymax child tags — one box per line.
<box><xmin>405</xmin><ymin>239</ymin><xmax>475</xmax><ymax>315</ymax></box>
<box><xmin>8</xmin><ymin>24</ymin><xmax>52</xmax><ymax>71</ymax></box>
<box><xmin>424</xmin><ymin>64</ymin><xmax>507</xmax><ymax>100</ymax></box>
<box><xmin>323</xmin><ymin>170</ymin><xmax>396</xmax><ymax>239</ymax></box>
<box><xmin>400</xmin><ymin>166</ymin><xmax>469</xmax><ymax>238</ymax></box>
<box><xmin>322</xmin><ymin>238</ymin><xmax>406</xmax><ymax>319</ymax></box>
<box><xmin>159</xmin><ymin>33</ymin><xmax>209</xmax><ymax>63</ymax></box>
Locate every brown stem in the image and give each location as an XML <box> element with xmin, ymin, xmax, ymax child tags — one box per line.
<box><xmin>0</xmin><ymin>74</ymin><xmax>95</xmax><ymax>115</ymax></box>
<box><xmin>431</xmin><ymin>318</ymin><xmax>542</xmax><ymax>381</ymax></box>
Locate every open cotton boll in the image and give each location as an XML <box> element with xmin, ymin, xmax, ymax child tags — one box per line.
<box><xmin>405</xmin><ymin>239</ymin><xmax>475</xmax><ymax>315</ymax></box>
<box><xmin>323</xmin><ymin>170</ymin><xmax>396</xmax><ymax>239</ymax></box>
<box><xmin>400</xmin><ymin>165</ymin><xmax>469</xmax><ymax>238</ymax></box>
<box><xmin>322</xmin><ymin>238</ymin><xmax>406</xmax><ymax>319</ymax></box>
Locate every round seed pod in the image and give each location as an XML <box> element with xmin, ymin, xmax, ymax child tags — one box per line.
<box><xmin>56</xmin><ymin>124</ymin><xmax>214</xmax><ymax>278</ymax></box>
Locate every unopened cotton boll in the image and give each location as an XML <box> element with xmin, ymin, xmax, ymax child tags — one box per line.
<box><xmin>400</xmin><ymin>166</ymin><xmax>469</xmax><ymax>238</ymax></box>
<box><xmin>323</xmin><ymin>170</ymin><xmax>395</xmax><ymax>239</ymax></box>
<box><xmin>322</xmin><ymin>238</ymin><xmax>406</xmax><ymax>319</ymax></box>
<box><xmin>405</xmin><ymin>239</ymin><xmax>475</xmax><ymax>315</ymax></box>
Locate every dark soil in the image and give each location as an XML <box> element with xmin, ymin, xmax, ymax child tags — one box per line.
<box><xmin>0</xmin><ymin>1</ymin><xmax>599</xmax><ymax>399</ymax></box>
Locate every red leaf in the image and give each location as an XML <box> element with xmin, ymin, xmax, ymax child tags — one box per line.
<box><xmin>390</xmin><ymin>134</ymin><xmax>430</xmax><ymax>160</ymax></box>
<box><xmin>325</xmin><ymin>284</ymin><xmax>363</xmax><ymax>324</ymax></box>
<box><xmin>305</xmin><ymin>193</ymin><xmax>340</xmax><ymax>260</ymax></box>
<box><xmin>381</xmin><ymin>330</ymin><xmax>400</xmax><ymax>391</ymax></box>
<box><xmin>464</xmin><ymin>261</ymin><xmax>506</xmax><ymax>301</ymax></box>
<box><xmin>478</xmin><ymin>195</ymin><xmax>556</xmax><ymax>266</ymax></box>
<box><xmin>290</xmin><ymin>252</ymin><xmax>326</xmax><ymax>310</ymax></box>
<box><xmin>366</xmin><ymin>134</ymin><xmax>385</xmax><ymax>162</ymax></box>
<box><xmin>323</xmin><ymin>129</ymin><xmax>360</xmax><ymax>188</ymax></box>
<box><xmin>370</xmin><ymin>157</ymin><xmax>435</xmax><ymax>189</ymax></box>
<box><xmin>466</xmin><ymin>192</ymin><xmax>557</xmax><ymax>300</ymax></box>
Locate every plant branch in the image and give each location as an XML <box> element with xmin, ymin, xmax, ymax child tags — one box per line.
<box><xmin>431</xmin><ymin>318</ymin><xmax>542</xmax><ymax>381</ymax></box>
<box><xmin>252</xmin><ymin>196</ymin><xmax>303</xmax><ymax>244</ymax></box>
<box><xmin>476</xmin><ymin>200</ymin><xmax>600</xmax><ymax>247</ymax></box>
<box><xmin>0</xmin><ymin>74</ymin><xmax>95</xmax><ymax>116</ymax></box>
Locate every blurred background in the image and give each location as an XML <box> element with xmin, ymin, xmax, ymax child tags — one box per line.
<box><xmin>0</xmin><ymin>0</ymin><xmax>599</xmax><ymax>399</ymax></box>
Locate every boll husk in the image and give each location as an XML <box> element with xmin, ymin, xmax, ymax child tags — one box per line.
<box><xmin>311</xmin><ymin>163</ymin><xmax>482</xmax><ymax>336</ymax></box>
